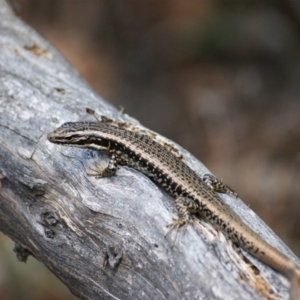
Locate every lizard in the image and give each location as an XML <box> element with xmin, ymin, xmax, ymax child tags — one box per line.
<box><xmin>47</xmin><ymin>120</ymin><xmax>300</xmax><ymax>291</ymax></box>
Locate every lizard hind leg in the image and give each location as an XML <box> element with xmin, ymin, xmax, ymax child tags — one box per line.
<box><xmin>203</xmin><ymin>173</ymin><xmax>238</xmax><ymax>198</ymax></box>
<box><xmin>165</xmin><ymin>196</ymin><xmax>200</xmax><ymax>245</ymax></box>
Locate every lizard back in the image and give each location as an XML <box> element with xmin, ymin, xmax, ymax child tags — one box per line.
<box><xmin>48</xmin><ymin>121</ymin><xmax>300</xmax><ymax>280</ymax></box>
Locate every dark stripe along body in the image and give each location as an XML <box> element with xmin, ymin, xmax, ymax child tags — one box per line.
<box><xmin>48</xmin><ymin>121</ymin><xmax>300</xmax><ymax>281</ymax></box>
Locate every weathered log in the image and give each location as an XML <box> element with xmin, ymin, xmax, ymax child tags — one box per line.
<box><xmin>0</xmin><ymin>1</ymin><xmax>299</xmax><ymax>299</ymax></box>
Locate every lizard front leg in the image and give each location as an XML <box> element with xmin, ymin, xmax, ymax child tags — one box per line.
<box><xmin>87</xmin><ymin>153</ymin><xmax>118</xmax><ymax>178</ymax></box>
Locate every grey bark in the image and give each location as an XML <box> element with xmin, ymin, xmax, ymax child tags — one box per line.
<box><xmin>0</xmin><ymin>2</ymin><xmax>299</xmax><ymax>299</ymax></box>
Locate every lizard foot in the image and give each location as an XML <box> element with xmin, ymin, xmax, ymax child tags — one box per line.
<box><xmin>203</xmin><ymin>173</ymin><xmax>238</xmax><ymax>197</ymax></box>
<box><xmin>165</xmin><ymin>216</ymin><xmax>189</xmax><ymax>246</ymax></box>
<box><xmin>165</xmin><ymin>196</ymin><xmax>199</xmax><ymax>245</ymax></box>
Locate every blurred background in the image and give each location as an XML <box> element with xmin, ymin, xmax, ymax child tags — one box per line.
<box><xmin>1</xmin><ymin>0</ymin><xmax>300</xmax><ymax>299</ymax></box>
